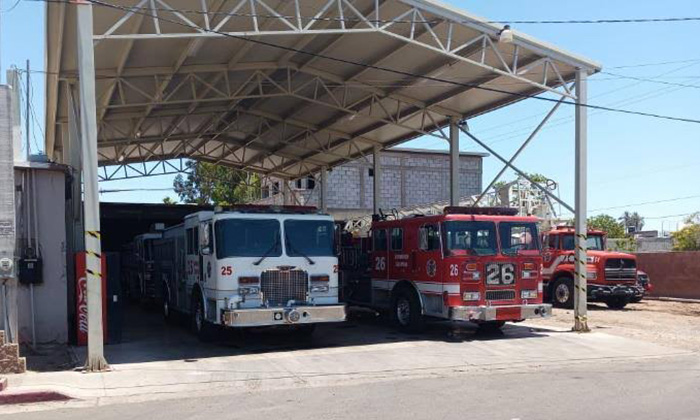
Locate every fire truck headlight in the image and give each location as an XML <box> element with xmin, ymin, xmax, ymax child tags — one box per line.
<box><xmin>310</xmin><ymin>285</ymin><xmax>330</xmax><ymax>293</ymax></box>
<box><xmin>586</xmin><ymin>271</ymin><xmax>597</xmax><ymax>280</ymax></box>
<box><xmin>463</xmin><ymin>292</ymin><xmax>480</xmax><ymax>302</ymax></box>
<box><xmin>521</xmin><ymin>270</ymin><xmax>537</xmax><ymax>279</ymax></box>
<box><xmin>521</xmin><ymin>290</ymin><xmax>538</xmax><ymax>299</ymax></box>
<box><xmin>239</xmin><ymin>287</ymin><xmax>259</xmax><ymax>296</ymax></box>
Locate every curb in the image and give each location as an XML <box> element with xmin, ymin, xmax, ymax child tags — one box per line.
<box><xmin>0</xmin><ymin>390</ymin><xmax>73</xmax><ymax>406</ymax></box>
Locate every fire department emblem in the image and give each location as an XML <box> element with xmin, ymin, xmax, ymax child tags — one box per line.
<box><xmin>543</xmin><ymin>252</ymin><xmax>552</xmax><ymax>263</ymax></box>
<box><xmin>426</xmin><ymin>259</ymin><xmax>437</xmax><ymax>277</ymax></box>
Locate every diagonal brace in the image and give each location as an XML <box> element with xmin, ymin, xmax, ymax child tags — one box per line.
<box><xmin>458</xmin><ymin>124</ymin><xmax>574</xmax><ymax>214</ymax></box>
<box><xmin>473</xmin><ymin>94</ymin><xmax>569</xmax><ymax>206</ymax></box>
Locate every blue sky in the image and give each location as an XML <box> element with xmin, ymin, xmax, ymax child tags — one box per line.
<box><xmin>1</xmin><ymin>0</ymin><xmax>699</xmax><ymax>233</ymax></box>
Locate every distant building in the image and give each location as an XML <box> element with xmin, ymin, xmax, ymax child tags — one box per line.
<box><xmin>252</xmin><ymin>148</ymin><xmax>486</xmax><ymax>219</ymax></box>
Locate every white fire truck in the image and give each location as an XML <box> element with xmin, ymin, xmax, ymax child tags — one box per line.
<box><xmin>152</xmin><ymin>206</ymin><xmax>346</xmax><ymax>339</ymax></box>
<box><xmin>123</xmin><ymin>231</ymin><xmax>162</xmax><ymax>303</ymax></box>
<box><xmin>340</xmin><ymin>207</ymin><xmax>551</xmax><ymax>332</ymax></box>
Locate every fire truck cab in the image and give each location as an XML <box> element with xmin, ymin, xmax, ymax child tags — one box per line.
<box><xmin>342</xmin><ymin>207</ymin><xmax>551</xmax><ymax>331</ymax></box>
<box><xmin>542</xmin><ymin>226</ymin><xmax>644</xmax><ymax>310</ymax></box>
<box><xmin>152</xmin><ymin>206</ymin><xmax>346</xmax><ymax>340</ymax></box>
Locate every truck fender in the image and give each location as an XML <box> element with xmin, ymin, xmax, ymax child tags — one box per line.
<box><xmin>391</xmin><ymin>280</ymin><xmax>425</xmax><ymax>315</ymax></box>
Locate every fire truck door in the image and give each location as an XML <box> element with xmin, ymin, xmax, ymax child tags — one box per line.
<box><xmin>388</xmin><ymin>227</ymin><xmax>409</xmax><ymax>280</ymax></box>
<box><xmin>415</xmin><ymin>224</ymin><xmax>444</xmax><ymax>302</ymax></box>
<box><xmin>200</xmin><ymin>222</ymin><xmax>214</xmax><ymax>286</ymax></box>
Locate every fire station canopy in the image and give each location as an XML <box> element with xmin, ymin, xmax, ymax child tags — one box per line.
<box><xmin>45</xmin><ymin>0</ymin><xmax>601</xmax><ymax>180</ymax></box>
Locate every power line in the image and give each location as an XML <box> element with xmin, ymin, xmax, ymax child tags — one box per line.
<box><xmin>600</xmin><ymin>71</ymin><xmax>700</xmax><ymax>90</ymax></box>
<box><xmin>589</xmin><ymin>194</ymin><xmax>700</xmax><ymax>213</ymax></box>
<box><xmin>80</xmin><ymin>0</ymin><xmax>700</xmax><ymax>126</ymax></box>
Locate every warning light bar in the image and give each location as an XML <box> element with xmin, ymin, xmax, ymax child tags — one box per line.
<box><xmin>443</xmin><ymin>207</ymin><xmax>519</xmax><ymax>216</ymax></box>
<box><xmin>216</xmin><ymin>204</ymin><xmax>321</xmax><ymax>215</ymax></box>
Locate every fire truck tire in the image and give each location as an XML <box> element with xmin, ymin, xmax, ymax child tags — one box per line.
<box><xmin>162</xmin><ymin>283</ymin><xmax>173</xmax><ymax>324</ymax></box>
<box><xmin>477</xmin><ymin>321</ymin><xmax>506</xmax><ymax>332</ymax></box>
<box><xmin>552</xmin><ymin>277</ymin><xmax>574</xmax><ymax>309</ymax></box>
<box><xmin>606</xmin><ymin>297</ymin><xmax>628</xmax><ymax>310</ymax></box>
<box><xmin>391</xmin><ymin>287</ymin><xmax>425</xmax><ymax>333</ymax></box>
<box><xmin>191</xmin><ymin>291</ymin><xmax>215</xmax><ymax>342</ymax></box>
<box><xmin>629</xmin><ymin>296</ymin><xmax>643</xmax><ymax>304</ymax></box>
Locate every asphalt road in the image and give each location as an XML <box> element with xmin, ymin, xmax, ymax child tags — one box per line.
<box><xmin>6</xmin><ymin>354</ymin><xmax>700</xmax><ymax>420</ymax></box>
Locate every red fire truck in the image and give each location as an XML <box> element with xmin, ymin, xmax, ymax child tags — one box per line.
<box><xmin>541</xmin><ymin>225</ymin><xmax>646</xmax><ymax>310</ymax></box>
<box><xmin>340</xmin><ymin>207</ymin><xmax>551</xmax><ymax>331</ymax></box>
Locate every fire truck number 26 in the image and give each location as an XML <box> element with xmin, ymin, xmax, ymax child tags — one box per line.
<box><xmin>486</xmin><ymin>263</ymin><xmax>515</xmax><ymax>285</ymax></box>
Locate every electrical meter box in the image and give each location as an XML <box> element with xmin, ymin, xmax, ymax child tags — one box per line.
<box><xmin>18</xmin><ymin>258</ymin><xmax>43</xmax><ymax>285</ymax></box>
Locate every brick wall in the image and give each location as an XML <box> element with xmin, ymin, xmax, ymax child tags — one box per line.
<box><xmin>636</xmin><ymin>251</ymin><xmax>700</xmax><ymax>300</ymax></box>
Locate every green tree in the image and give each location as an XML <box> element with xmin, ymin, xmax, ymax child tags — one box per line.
<box><xmin>173</xmin><ymin>160</ymin><xmax>259</xmax><ymax>205</ymax></box>
<box><xmin>587</xmin><ymin>214</ymin><xmax>625</xmax><ymax>238</ymax></box>
<box><xmin>162</xmin><ymin>197</ymin><xmax>177</xmax><ymax>205</ymax></box>
<box><xmin>671</xmin><ymin>213</ymin><xmax>700</xmax><ymax>251</ymax></box>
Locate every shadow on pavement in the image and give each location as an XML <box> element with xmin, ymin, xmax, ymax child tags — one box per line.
<box><xmin>69</xmin><ymin>303</ymin><xmax>556</xmax><ymax>367</ymax></box>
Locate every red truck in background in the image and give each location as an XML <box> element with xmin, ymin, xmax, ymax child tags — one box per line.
<box><xmin>541</xmin><ymin>225</ymin><xmax>649</xmax><ymax>310</ymax></box>
<box><xmin>340</xmin><ymin>207</ymin><xmax>551</xmax><ymax>332</ymax></box>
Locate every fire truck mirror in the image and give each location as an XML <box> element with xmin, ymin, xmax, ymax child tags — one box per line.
<box><xmin>201</xmin><ymin>246</ymin><xmax>212</xmax><ymax>256</ymax></box>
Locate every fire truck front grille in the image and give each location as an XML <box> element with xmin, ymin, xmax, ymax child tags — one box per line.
<box><xmin>485</xmin><ymin>290</ymin><xmax>516</xmax><ymax>301</ymax></box>
<box><xmin>604</xmin><ymin>258</ymin><xmax>637</xmax><ymax>281</ymax></box>
<box><xmin>261</xmin><ymin>269</ymin><xmax>308</xmax><ymax>306</ymax></box>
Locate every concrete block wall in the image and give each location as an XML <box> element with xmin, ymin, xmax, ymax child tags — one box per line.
<box><xmin>252</xmin><ymin>150</ymin><xmax>483</xmax><ymax>214</ymax></box>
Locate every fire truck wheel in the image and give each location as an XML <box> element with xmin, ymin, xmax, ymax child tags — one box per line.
<box><xmin>162</xmin><ymin>285</ymin><xmax>173</xmax><ymax>324</ymax></box>
<box><xmin>391</xmin><ymin>287</ymin><xmax>424</xmax><ymax>333</ymax></box>
<box><xmin>552</xmin><ymin>277</ymin><xmax>574</xmax><ymax>309</ymax></box>
<box><xmin>606</xmin><ymin>297</ymin><xmax>628</xmax><ymax>310</ymax></box>
<box><xmin>477</xmin><ymin>321</ymin><xmax>506</xmax><ymax>333</ymax></box>
<box><xmin>191</xmin><ymin>292</ymin><xmax>215</xmax><ymax>342</ymax></box>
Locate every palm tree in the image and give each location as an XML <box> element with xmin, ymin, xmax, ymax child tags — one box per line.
<box><xmin>619</xmin><ymin>211</ymin><xmax>645</xmax><ymax>233</ymax></box>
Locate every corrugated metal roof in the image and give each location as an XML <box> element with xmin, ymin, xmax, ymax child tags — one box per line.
<box><xmin>45</xmin><ymin>0</ymin><xmax>600</xmax><ymax>180</ymax></box>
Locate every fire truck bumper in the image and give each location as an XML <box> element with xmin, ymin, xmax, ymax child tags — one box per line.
<box><xmin>221</xmin><ymin>305</ymin><xmax>346</xmax><ymax>327</ymax></box>
<box><xmin>450</xmin><ymin>304</ymin><xmax>552</xmax><ymax>322</ymax></box>
<box><xmin>588</xmin><ymin>284</ymin><xmax>643</xmax><ymax>300</ymax></box>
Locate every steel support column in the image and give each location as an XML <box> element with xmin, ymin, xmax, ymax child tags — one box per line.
<box><xmin>573</xmin><ymin>69</ymin><xmax>590</xmax><ymax>333</ymax></box>
<box><xmin>319</xmin><ymin>166</ymin><xmax>328</xmax><ymax>213</ymax></box>
<box><xmin>373</xmin><ymin>146</ymin><xmax>382</xmax><ymax>215</ymax></box>
<box><xmin>76</xmin><ymin>1</ymin><xmax>109</xmax><ymax>371</ymax></box>
<box><xmin>449</xmin><ymin>118</ymin><xmax>460</xmax><ymax>206</ymax></box>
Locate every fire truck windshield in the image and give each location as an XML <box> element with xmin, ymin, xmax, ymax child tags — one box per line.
<box><xmin>498</xmin><ymin>222</ymin><xmax>540</xmax><ymax>256</ymax></box>
<box><xmin>561</xmin><ymin>234</ymin><xmax>604</xmax><ymax>251</ymax></box>
<box><xmin>443</xmin><ymin>221</ymin><xmax>497</xmax><ymax>256</ymax></box>
<box><xmin>284</xmin><ymin>220</ymin><xmax>335</xmax><ymax>257</ymax></box>
<box><xmin>215</xmin><ymin>219</ymin><xmax>282</xmax><ymax>259</ymax></box>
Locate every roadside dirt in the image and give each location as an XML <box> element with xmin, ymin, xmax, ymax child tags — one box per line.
<box><xmin>528</xmin><ymin>299</ymin><xmax>700</xmax><ymax>352</ymax></box>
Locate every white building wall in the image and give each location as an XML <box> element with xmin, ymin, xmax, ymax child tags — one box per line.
<box><xmin>13</xmin><ymin>166</ymin><xmax>69</xmax><ymax>343</ymax></box>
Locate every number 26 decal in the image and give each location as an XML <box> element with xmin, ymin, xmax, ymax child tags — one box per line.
<box><xmin>220</xmin><ymin>266</ymin><xmax>233</xmax><ymax>276</ymax></box>
<box><xmin>449</xmin><ymin>264</ymin><xmax>459</xmax><ymax>277</ymax></box>
<box><xmin>375</xmin><ymin>256</ymin><xmax>386</xmax><ymax>271</ymax></box>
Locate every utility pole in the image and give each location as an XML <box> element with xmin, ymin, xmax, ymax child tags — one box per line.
<box><xmin>76</xmin><ymin>0</ymin><xmax>109</xmax><ymax>371</ymax></box>
<box><xmin>573</xmin><ymin>69</ymin><xmax>590</xmax><ymax>333</ymax></box>
<box><xmin>25</xmin><ymin>60</ymin><xmax>30</xmax><ymax>159</ymax></box>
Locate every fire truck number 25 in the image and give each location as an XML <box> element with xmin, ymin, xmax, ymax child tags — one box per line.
<box><xmin>486</xmin><ymin>263</ymin><xmax>515</xmax><ymax>285</ymax></box>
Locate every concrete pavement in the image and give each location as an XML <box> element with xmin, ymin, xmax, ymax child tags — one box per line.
<box><xmin>0</xmin><ymin>307</ymin><xmax>694</xmax><ymax>414</ymax></box>
<box><xmin>4</xmin><ymin>354</ymin><xmax>700</xmax><ymax>419</ymax></box>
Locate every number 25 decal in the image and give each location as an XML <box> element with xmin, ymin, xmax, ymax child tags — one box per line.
<box><xmin>375</xmin><ymin>256</ymin><xmax>386</xmax><ymax>271</ymax></box>
<box><xmin>220</xmin><ymin>266</ymin><xmax>233</xmax><ymax>276</ymax></box>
